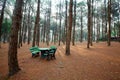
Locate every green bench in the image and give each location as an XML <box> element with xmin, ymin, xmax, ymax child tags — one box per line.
<box><xmin>29</xmin><ymin>46</ymin><xmax>40</xmax><ymax>57</ymax></box>
<box><xmin>49</xmin><ymin>46</ymin><xmax>57</xmax><ymax>59</ymax></box>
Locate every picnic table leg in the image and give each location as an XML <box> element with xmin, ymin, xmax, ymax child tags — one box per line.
<box><xmin>46</xmin><ymin>53</ymin><xmax>50</xmax><ymax>61</ymax></box>
<box><xmin>53</xmin><ymin>54</ymin><xmax>56</xmax><ymax>59</ymax></box>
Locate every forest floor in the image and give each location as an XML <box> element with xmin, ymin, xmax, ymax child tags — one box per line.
<box><xmin>0</xmin><ymin>42</ymin><xmax>120</xmax><ymax>80</ymax></box>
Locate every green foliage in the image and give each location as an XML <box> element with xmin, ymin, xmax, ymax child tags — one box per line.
<box><xmin>2</xmin><ymin>18</ymin><xmax>12</xmax><ymax>35</ymax></box>
<box><xmin>77</xmin><ymin>1</ymin><xmax>86</xmax><ymax>7</ymax></box>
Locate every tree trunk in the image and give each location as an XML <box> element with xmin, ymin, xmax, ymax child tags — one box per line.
<box><xmin>65</xmin><ymin>0</ymin><xmax>68</xmax><ymax>45</ymax></box>
<box><xmin>96</xmin><ymin>17</ymin><xmax>100</xmax><ymax>43</ymax></box>
<box><xmin>23</xmin><ymin>24</ymin><xmax>27</xmax><ymax>43</ymax></box>
<box><xmin>20</xmin><ymin>21</ymin><xmax>25</xmax><ymax>47</ymax></box>
<box><xmin>90</xmin><ymin>0</ymin><xmax>93</xmax><ymax>46</ymax></box>
<box><xmin>46</xmin><ymin>17</ymin><xmax>49</xmax><ymax>46</ymax></box>
<box><xmin>87</xmin><ymin>0</ymin><xmax>91</xmax><ymax>48</ymax></box>
<box><xmin>27</xmin><ymin>5</ymin><xmax>32</xmax><ymax>45</ymax></box>
<box><xmin>93</xmin><ymin>16</ymin><xmax>96</xmax><ymax>41</ymax></box>
<box><xmin>0</xmin><ymin>0</ymin><xmax>7</xmax><ymax>48</ymax></box>
<box><xmin>104</xmin><ymin>0</ymin><xmax>108</xmax><ymax>41</ymax></box>
<box><xmin>3</xmin><ymin>32</ymin><xmax>6</xmax><ymax>43</ymax></box>
<box><xmin>36</xmin><ymin>0</ymin><xmax>41</xmax><ymax>46</ymax></box>
<box><xmin>8</xmin><ymin>0</ymin><xmax>23</xmax><ymax>76</ymax></box>
<box><xmin>72</xmin><ymin>0</ymin><xmax>76</xmax><ymax>46</ymax></box>
<box><xmin>102</xmin><ymin>16</ymin><xmax>104</xmax><ymax>39</ymax></box>
<box><xmin>93</xmin><ymin>0</ymin><xmax>96</xmax><ymax>42</ymax></box>
<box><xmin>23</xmin><ymin>4</ymin><xmax>27</xmax><ymax>44</ymax></box>
<box><xmin>46</xmin><ymin>0</ymin><xmax>51</xmax><ymax>46</ymax></box>
<box><xmin>107</xmin><ymin>0</ymin><xmax>111</xmax><ymax>46</ymax></box>
<box><xmin>58</xmin><ymin>0</ymin><xmax>62</xmax><ymax>46</ymax></box>
<box><xmin>65</xmin><ymin>0</ymin><xmax>73</xmax><ymax>55</ymax></box>
<box><xmin>43</xmin><ymin>14</ymin><xmax>47</xmax><ymax>43</ymax></box>
<box><xmin>80</xmin><ymin>7</ymin><xmax>83</xmax><ymax>42</ymax></box>
<box><xmin>18</xmin><ymin>26</ymin><xmax>22</xmax><ymax>48</ymax></box>
<box><xmin>118</xmin><ymin>2</ymin><xmax>120</xmax><ymax>42</ymax></box>
<box><xmin>54</xmin><ymin>12</ymin><xmax>58</xmax><ymax>44</ymax></box>
<box><xmin>32</xmin><ymin>0</ymin><xmax>40</xmax><ymax>47</ymax></box>
<box><xmin>36</xmin><ymin>25</ymin><xmax>40</xmax><ymax>46</ymax></box>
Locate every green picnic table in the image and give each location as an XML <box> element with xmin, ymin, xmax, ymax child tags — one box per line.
<box><xmin>29</xmin><ymin>46</ymin><xmax>57</xmax><ymax>60</ymax></box>
<box><xmin>39</xmin><ymin>48</ymin><xmax>50</xmax><ymax>60</ymax></box>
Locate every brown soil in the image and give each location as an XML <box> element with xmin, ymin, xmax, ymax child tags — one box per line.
<box><xmin>0</xmin><ymin>42</ymin><xmax>120</xmax><ymax>80</ymax></box>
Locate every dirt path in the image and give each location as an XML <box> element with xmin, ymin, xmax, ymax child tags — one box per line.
<box><xmin>0</xmin><ymin>42</ymin><xmax>120</xmax><ymax>80</ymax></box>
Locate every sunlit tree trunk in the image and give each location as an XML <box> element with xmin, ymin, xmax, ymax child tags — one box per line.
<box><xmin>66</xmin><ymin>0</ymin><xmax>73</xmax><ymax>55</ymax></box>
<box><xmin>0</xmin><ymin>0</ymin><xmax>7</xmax><ymax>48</ymax></box>
<box><xmin>8</xmin><ymin>0</ymin><xmax>23</xmax><ymax>76</ymax></box>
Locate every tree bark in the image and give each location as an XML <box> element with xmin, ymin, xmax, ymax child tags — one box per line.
<box><xmin>27</xmin><ymin>5</ymin><xmax>32</xmax><ymax>45</ymax></box>
<box><xmin>72</xmin><ymin>0</ymin><xmax>76</xmax><ymax>46</ymax></box>
<box><xmin>58</xmin><ymin>0</ymin><xmax>62</xmax><ymax>46</ymax></box>
<box><xmin>23</xmin><ymin>4</ymin><xmax>27</xmax><ymax>43</ymax></box>
<box><xmin>90</xmin><ymin>0</ymin><xmax>93</xmax><ymax>46</ymax></box>
<box><xmin>107</xmin><ymin>0</ymin><xmax>111</xmax><ymax>46</ymax></box>
<box><xmin>66</xmin><ymin>0</ymin><xmax>73</xmax><ymax>55</ymax></box>
<box><xmin>104</xmin><ymin>0</ymin><xmax>108</xmax><ymax>41</ymax></box>
<box><xmin>65</xmin><ymin>0</ymin><xmax>68</xmax><ymax>45</ymax></box>
<box><xmin>8</xmin><ymin>0</ymin><xmax>23</xmax><ymax>76</ymax></box>
<box><xmin>96</xmin><ymin>17</ymin><xmax>100</xmax><ymax>43</ymax></box>
<box><xmin>43</xmin><ymin>14</ymin><xmax>47</xmax><ymax>43</ymax></box>
<box><xmin>46</xmin><ymin>0</ymin><xmax>51</xmax><ymax>46</ymax></box>
<box><xmin>32</xmin><ymin>0</ymin><xmax>40</xmax><ymax>47</ymax></box>
<box><xmin>87</xmin><ymin>0</ymin><xmax>91</xmax><ymax>48</ymax></box>
<box><xmin>80</xmin><ymin>7</ymin><xmax>83</xmax><ymax>42</ymax></box>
